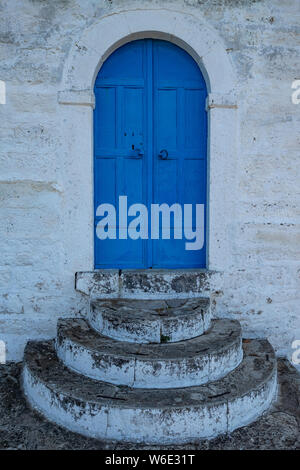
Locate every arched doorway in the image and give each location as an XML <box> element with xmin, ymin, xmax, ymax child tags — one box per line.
<box><xmin>94</xmin><ymin>39</ymin><xmax>208</xmax><ymax>269</ymax></box>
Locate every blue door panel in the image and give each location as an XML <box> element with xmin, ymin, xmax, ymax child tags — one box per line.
<box><xmin>154</xmin><ymin>159</ymin><xmax>178</xmax><ymax>204</ymax></box>
<box><xmin>94</xmin><ymin>87</ymin><xmax>116</xmax><ymax>151</ymax></box>
<box><xmin>154</xmin><ymin>40</ymin><xmax>203</xmax><ymax>83</ymax></box>
<box><xmin>97</xmin><ymin>41</ymin><xmax>145</xmax><ymax>81</ymax></box>
<box><xmin>94</xmin><ymin>158</ymin><xmax>116</xmax><ymax>206</ymax></box>
<box><xmin>156</xmin><ymin>89</ymin><xmax>178</xmax><ymax>149</ymax></box>
<box><xmin>151</xmin><ymin>40</ymin><xmax>207</xmax><ymax>268</ymax></box>
<box><xmin>94</xmin><ymin>39</ymin><xmax>207</xmax><ymax>269</ymax></box>
<box><xmin>184</xmin><ymin>160</ymin><xmax>207</xmax><ymax>203</ymax></box>
<box><xmin>123</xmin><ymin>87</ymin><xmax>144</xmax><ymax>149</ymax></box>
<box><xmin>184</xmin><ymin>89</ymin><xmax>207</xmax><ymax>151</ymax></box>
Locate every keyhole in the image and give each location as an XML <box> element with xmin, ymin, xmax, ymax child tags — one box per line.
<box><xmin>132</xmin><ymin>144</ymin><xmax>135</xmax><ymax>150</ymax></box>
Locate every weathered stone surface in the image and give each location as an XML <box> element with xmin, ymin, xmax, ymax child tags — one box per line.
<box><xmin>76</xmin><ymin>271</ymin><xmax>119</xmax><ymax>297</ymax></box>
<box><xmin>120</xmin><ymin>270</ymin><xmax>212</xmax><ymax>298</ymax></box>
<box><xmin>76</xmin><ymin>270</ymin><xmax>213</xmax><ymax>298</ymax></box>
<box><xmin>56</xmin><ymin>318</ymin><xmax>242</xmax><ymax>388</ymax></box>
<box><xmin>0</xmin><ymin>1</ymin><xmax>299</xmax><ymax>365</ymax></box>
<box><xmin>89</xmin><ymin>297</ymin><xmax>211</xmax><ymax>343</ymax></box>
<box><xmin>0</xmin><ymin>358</ymin><xmax>298</xmax><ymax>449</ymax></box>
<box><xmin>22</xmin><ymin>338</ymin><xmax>277</xmax><ymax>444</ymax></box>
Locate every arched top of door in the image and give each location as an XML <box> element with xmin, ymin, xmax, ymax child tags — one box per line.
<box><xmin>58</xmin><ymin>8</ymin><xmax>237</xmax><ymax>109</ymax></box>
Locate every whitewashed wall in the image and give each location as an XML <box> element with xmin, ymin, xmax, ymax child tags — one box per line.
<box><xmin>0</xmin><ymin>0</ymin><xmax>299</xmax><ymax>364</ymax></box>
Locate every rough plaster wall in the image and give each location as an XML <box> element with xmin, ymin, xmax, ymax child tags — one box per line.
<box><xmin>0</xmin><ymin>0</ymin><xmax>299</xmax><ymax>362</ymax></box>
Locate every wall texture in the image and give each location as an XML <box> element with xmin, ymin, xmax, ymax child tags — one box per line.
<box><xmin>0</xmin><ymin>0</ymin><xmax>299</xmax><ymax>363</ymax></box>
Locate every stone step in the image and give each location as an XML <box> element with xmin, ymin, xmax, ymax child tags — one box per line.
<box><xmin>56</xmin><ymin>318</ymin><xmax>242</xmax><ymax>388</ymax></box>
<box><xmin>75</xmin><ymin>270</ymin><xmax>212</xmax><ymax>298</ymax></box>
<box><xmin>56</xmin><ymin>319</ymin><xmax>242</xmax><ymax>388</ymax></box>
<box><xmin>89</xmin><ymin>298</ymin><xmax>211</xmax><ymax>343</ymax></box>
<box><xmin>22</xmin><ymin>339</ymin><xmax>277</xmax><ymax>444</ymax></box>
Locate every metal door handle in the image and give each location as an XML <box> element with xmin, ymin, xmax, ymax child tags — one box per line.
<box><xmin>133</xmin><ymin>146</ymin><xmax>144</xmax><ymax>158</ymax></box>
<box><xmin>158</xmin><ymin>149</ymin><xmax>168</xmax><ymax>160</ymax></box>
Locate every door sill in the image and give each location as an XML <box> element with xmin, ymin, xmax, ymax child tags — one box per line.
<box><xmin>76</xmin><ymin>269</ymin><xmax>216</xmax><ymax>298</ymax></box>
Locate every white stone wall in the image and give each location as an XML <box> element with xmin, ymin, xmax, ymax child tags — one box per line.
<box><xmin>0</xmin><ymin>0</ymin><xmax>299</xmax><ymax>365</ymax></box>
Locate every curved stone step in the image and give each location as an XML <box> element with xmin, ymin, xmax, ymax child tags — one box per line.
<box><xmin>89</xmin><ymin>298</ymin><xmax>211</xmax><ymax>343</ymax></box>
<box><xmin>23</xmin><ymin>339</ymin><xmax>277</xmax><ymax>444</ymax></box>
<box><xmin>56</xmin><ymin>318</ymin><xmax>242</xmax><ymax>388</ymax></box>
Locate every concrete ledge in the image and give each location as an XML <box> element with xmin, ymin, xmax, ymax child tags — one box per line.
<box><xmin>57</xmin><ymin>89</ymin><xmax>95</xmax><ymax>108</ymax></box>
<box><xmin>75</xmin><ymin>270</ymin><xmax>215</xmax><ymax>299</ymax></box>
<box><xmin>206</xmin><ymin>92</ymin><xmax>238</xmax><ymax>110</ymax></box>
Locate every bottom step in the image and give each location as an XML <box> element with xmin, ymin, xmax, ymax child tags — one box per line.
<box><xmin>22</xmin><ymin>339</ymin><xmax>277</xmax><ymax>444</ymax></box>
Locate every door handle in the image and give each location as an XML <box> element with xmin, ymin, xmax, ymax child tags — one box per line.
<box><xmin>133</xmin><ymin>146</ymin><xmax>144</xmax><ymax>158</ymax></box>
<box><xmin>158</xmin><ymin>149</ymin><xmax>168</xmax><ymax>160</ymax></box>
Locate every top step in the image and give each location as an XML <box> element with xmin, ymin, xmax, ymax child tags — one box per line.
<box><xmin>89</xmin><ymin>298</ymin><xmax>211</xmax><ymax>343</ymax></box>
<box><xmin>76</xmin><ymin>270</ymin><xmax>213</xmax><ymax>298</ymax></box>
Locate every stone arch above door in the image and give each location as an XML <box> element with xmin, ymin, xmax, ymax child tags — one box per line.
<box><xmin>58</xmin><ymin>7</ymin><xmax>238</xmax><ymax>275</ymax></box>
<box><xmin>59</xmin><ymin>8</ymin><xmax>237</xmax><ymax>102</ymax></box>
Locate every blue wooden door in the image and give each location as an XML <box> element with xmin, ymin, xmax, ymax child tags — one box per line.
<box><xmin>94</xmin><ymin>39</ymin><xmax>207</xmax><ymax>269</ymax></box>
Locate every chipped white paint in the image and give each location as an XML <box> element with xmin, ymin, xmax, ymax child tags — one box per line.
<box><xmin>56</xmin><ymin>336</ymin><xmax>243</xmax><ymax>388</ymax></box>
<box><xmin>22</xmin><ymin>364</ymin><xmax>227</xmax><ymax>443</ymax></box>
<box><xmin>87</xmin><ymin>302</ymin><xmax>211</xmax><ymax>343</ymax></box>
<box><xmin>0</xmin><ymin>81</ymin><xmax>6</xmax><ymax>105</ymax></box>
<box><xmin>0</xmin><ymin>0</ymin><xmax>299</xmax><ymax>364</ymax></box>
<box><xmin>0</xmin><ymin>340</ymin><xmax>6</xmax><ymax>364</ymax></box>
<box><xmin>227</xmin><ymin>374</ymin><xmax>278</xmax><ymax>433</ymax></box>
<box><xmin>22</xmin><ymin>338</ymin><xmax>278</xmax><ymax>444</ymax></box>
<box><xmin>56</xmin><ymin>318</ymin><xmax>242</xmax><ymax>388</ymax></box>
<box><xmin>88</xmin><ymin>296</ymin><xmax>212</xmax><ymax>343</ymax></box>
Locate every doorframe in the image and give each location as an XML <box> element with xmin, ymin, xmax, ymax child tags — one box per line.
<box><xmin>57</xmin><ymin>7</ymin><xmax>238</xmax><ymax>277</ymax></box>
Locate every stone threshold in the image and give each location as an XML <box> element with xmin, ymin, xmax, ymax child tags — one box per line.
<box><xmin>75</xmin><ymin>269</ymin><xmax>216</xmax><ymax>298</ymax></box>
